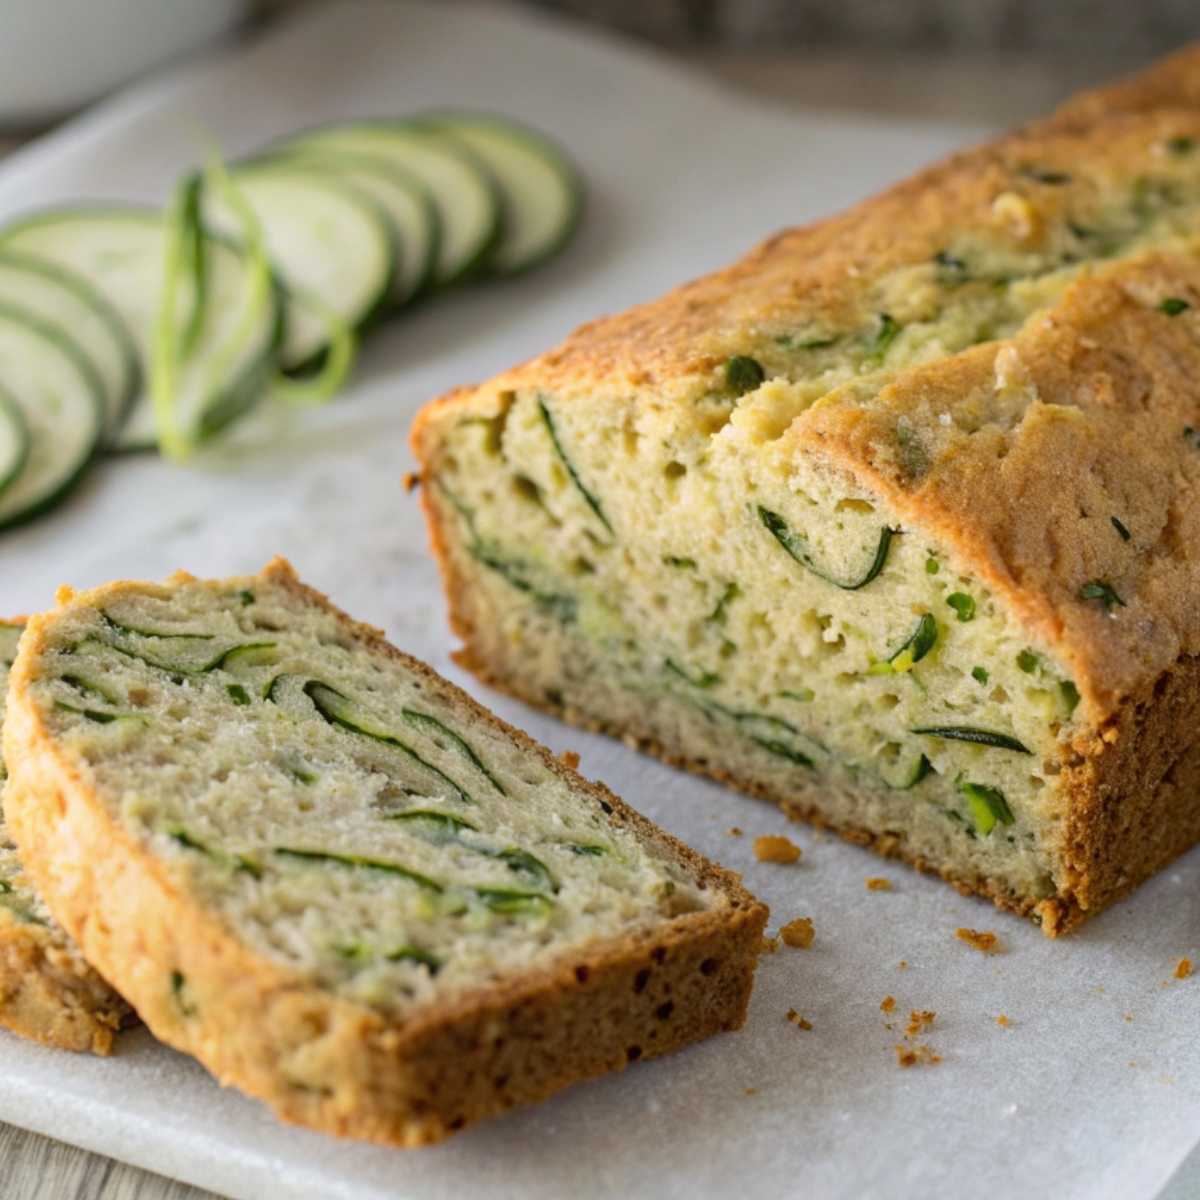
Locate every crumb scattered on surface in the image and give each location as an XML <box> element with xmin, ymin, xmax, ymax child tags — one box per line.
<box><xmin>1124</xmin><ymin>1013</ymin><xmax>1134</xmax><ymax>1022</ymax></box>
<box><xmin>866</xmin><ymin>877</ymin><xmax>892</xmax><ymax>892</ymax></box>
<box><xmin>895</xmin><ymin>1043</ymin><xmax>940</xmax><ymax>1067</ymax></box>
<box><xmin>906</xmin><ymin>1010</ymin><xmax>936</xmax><ymax>1036</ymax></box>
<box><xmin>779</xmin><ymin>917</ymin><xmax>815</xmax><ymax>949</ymax></box>
<box><xmin>558</xmin><ymin>750</ymin><xmax>581</xmax><ymax>770</ymax></box>
<box><xmin>785</xmin><ymin>1008</ymin><xmax>814</xmax><ymax>1031</ymax></box>
<box><xmin>744</xmin><ymin>1087</ymin><xmax>758</xmax><ymax>1096</ymax></box>
<box><xmin>996</xmin><ymin>1014</ymin><xmax>1010</xmax><ymax>1028</ymax></box>
<box><xmin>956</xmin><ymin>927</ymin><xmax>999</xmax><ymax>953</ymax></box>
<box><xmin>727</xmin><ymin>826</ymin><xmax>743</xmax><ymax>837</ymax></box>
<box><xmin>759</xmin><ymin>936</ymin><xmax>779</xmax><ymax>955</ymax></box>
<box><xmin>880</xmin><ymin>996</ymin><xmax>896</xmax><ymax>1013</ymax></box>
<box><xmin>898</xmin><ymin>960</ymin><xmax>908</xmax><ymax>971</ymax></box>
<box><xmin>402</xmin><ymin>471</ymin><xmax>420</xmax><ymax>493</ymax></box>
<box><xmin>754</xmin><ymin>835</ymin><xmax>802</xmax><ymax>864</ymax></box>
<box><xmin>1175</xmin><ymin>957</ymin><xmax>1193</xmax><ymax>980</ymax></box>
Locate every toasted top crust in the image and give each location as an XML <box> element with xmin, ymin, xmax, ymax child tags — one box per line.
<box><xmin>413</xmin><ymin>48</ymin><xmax>1200</xmax><ymax>720</ymax></box>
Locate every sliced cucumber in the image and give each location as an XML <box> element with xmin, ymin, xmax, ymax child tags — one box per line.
<box><xmin>0</xmin><ymin>207</ymin><xmax>277</xmax><ymax>451</ymax></box>
<box><xmin>0</xmin><ymin>302</ymin><xmax>105</xmax><ymax>529</ymax></box>
<box><xmin>278</xmin><ymin>122</ymin><xmax>500</xmax><ymax>285</ymax></box>
<box><xmin>268</xmin><ymin>148</ymin><xmax>440</xmax><ymax>306</ymax></box>
<box><xmin>202</xmin><ymin>162</ymin><xmax>393</xmax><ymax>371</ymax></box>
<box><xmin>0</xmin><ymin>250</ymin><xmax>138</xmax><ymax>443</ymax></box>
<box><xmin>422</xmin><ymin>112</ymin><xmax>582</xmax><ymax>275</ymax></box>
<box><xmin>0</xmin><ymin>383</ymin><xmax>30</xmax><ymax>500</ymax></box>
<box><xmin>155</xmin><ymin>173</ymin><xmax>282</xmax><ymax>449</ymax></box>
<box><xmin>0</xmin><ymin>208</ymin><xmax>183</xmax><ymax>450</ymax></box>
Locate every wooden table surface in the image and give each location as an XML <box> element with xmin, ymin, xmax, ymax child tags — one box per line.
<box><xmin>0</xmin><ymin>35</ymin><xmax>1142</xmax><ymax>1200</ymax></box>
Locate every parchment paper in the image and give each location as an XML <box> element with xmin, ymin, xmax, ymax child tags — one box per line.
<box><xmin>1</xmin><ymin>4</ymin><xmax>1196</xmax><ymax>1197</ymax></box>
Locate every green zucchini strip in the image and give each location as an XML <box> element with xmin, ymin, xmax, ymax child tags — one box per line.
<box><xmin>274</xmin><ymin>846</ymin><xmax>443</xmax><ymax>891</ymax></box>
<box><xmin>874</xmin><ymin>613</ymin><xmax>938</xmax><ymax>674</ymax></box>
<box><xmin>203</xmin><ymin>154</ymin><xmax>355</xmax><ymax>412</ymax></box>
<box><xmin>401</xmin><ymin>710</ymin><xmax>507</xmax><ymax>795</ymax></box>
<box><xmin>386</xmin><ymin>809</ymin><xmax>557</xmax><ymax>891</ymax></box>
<box><xmin>274</xmin><ymin>847</ymin><xmax>554</xmax><ymax>914</ymax></box>
<box><xmin>468</xmin><ymin>543</ymin><xmax>577</xmax><ymax>620</ymax></box>
<box><xmin>912</xmin><ymin>726</ymin><xmax>1031</xmax><ymax>753</ymax></box>
<box><xmin>169</xmin><ymin>827</ymin><xmax>262</xmax><ymax>877</ymax></box>
<box><xmin>102</xmin><ymin>611</ymin><xmax>215</xmax><ymax>641</ymax></box>
<box><xmin>758</xmin><ymin>506</ymin><xmax>894</xmax><ymax>590</ymax></box>
<box><xmin>538</xmin><ymin>395</ymin><xmax>613</xmax><ymax>535</ymax></box>
<box><xmin>149</xmin><ymin>174</ymin><xmax>199</xmax><ymax>459</ymax></box>
<box><xmin>304</xmin><ymin>681</ymin><xmax>475</xmax><ymax>805</ymax></box>
<box><xmin>385</xmin><ymin>809</ymin><xmax>477</xmax><ymax>836</ymax></box>
<box><xmin>958</xmin><ymin>782</ymin><xmax>1015</xmax><ymax>836</ymax></box>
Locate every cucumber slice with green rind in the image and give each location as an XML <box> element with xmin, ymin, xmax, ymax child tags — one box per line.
<box><xmin>420</xmin><ymin>112</ymin><xmax>583</xmax><ymax>275</ymax></box>
<box><xmin>0</xmin><ymin>250</ymin><xmax>139</xmax><ymax>443</ymax></box>
<box><xmin>204</xmin><ymin>162</ymin><xmax>394</xmax><ymax>371</ymax></box>
<box><xmin>157</xmin><ymin>174</ymin><xmax>283</xmax><ymax>446</ymax></box>
<box><xmin>0</xmin><ymin>301</ymin><xmax>105</xmax><ymax>529</ymax></box>
<box><xmin>0</xmin><ymin>206</ymin><xmax>278</xmax><ymax>451</ymax></box>
<box><xmin>278</xmin><ymin>121</ymin><xmax>501</xmax><ymax>286</ymax></box>
<box><xmin>268</xmin><ymin>148</ymin><xmax>441</xmax><ymax>306</ymax></box>
<box><xmin>0</xmin><ymin>383</ymin><xmax>30</xmax><ymax>500</ymax></box>
<box><xmin>0</xmin><ymin>207</ymin><xmax>187</xmax><ymax>451</ymax></box>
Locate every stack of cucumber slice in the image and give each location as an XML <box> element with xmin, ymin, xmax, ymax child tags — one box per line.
<box><xmin>0</xmin><ymin>112</ymin><xmax>581</xmax><ymax>531</ymax></box>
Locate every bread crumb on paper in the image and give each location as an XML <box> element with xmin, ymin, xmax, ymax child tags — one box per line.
<box><xmin>785</xmin><ymin>1008</ymin><xmax>813</xmax><ymax>1031</ymax></box>
<box><xmin>956</xmin><ymin>927</ymin><xmax>1000</xmax><ymax>953</ymax></box>
<box><xmin>402</xmin><ymin>471</ymin><xmax>420</xmax><ymax>493</ymax></box>
<box><xmin>996</xmin><ymin>1014</ymin><xmax>1011</xmax><ymax>1028</ymax></box>
<box><xmin>880</xmin><ymin>996</ymin><xmax>896</xmax><ymax>1014</ymax></box>
<box><xmin>779</xmin><ymin>917</ymin><xmax>814</xmax><ymax>949</ymax></box>
<box><xmin>727</xmin><ymin>826</ymin><xmax>743</xmax><ymax>838</ymax></box>
<box><xmin>897</xmin><ymin>960</ymin><xmax>908</xmax><ymax>971</ymax></box>
<box><xmin>865</xmin><ymin>877</ymin><xmax>892</xmax><ymax>892</ymax></box>
<box><xmin>754</xmin><ymin>835</ymin><xmax>801</xmax><ymax>864</ymax></box>
<box><xmin>895</xmin><ymin>1043</ymin><xmax>940</xmax><ymax>1068</ymax></box>
<box><xmin>744</xmin><ymin>1087</ymin><xmax>758</xmax><ymax>1096</ymax></box>
<box><xmin>1174</xmin><ymin>957</ymin><xmax>1193</xmax><ymax>980</ymax></box>
<box><xmin>905</xmin><ymin>1010</ymin><xmax>936</xmax><ymax>1036</ymax></box>
<box><xmin>759</xmin><ymin>936</ymin><xmax>779</xmax><ymax>955</ymax></box>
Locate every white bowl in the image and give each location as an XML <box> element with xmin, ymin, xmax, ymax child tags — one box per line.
<box><xmin>0</xmin><ymin>0</ymin><xmax>251</xmax><ymax>124</ymax></box>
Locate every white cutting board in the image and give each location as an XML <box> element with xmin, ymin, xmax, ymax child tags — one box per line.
<box><xmin>3</xmin><ymin>5</ymin><xmax>1200</xmax><ymax>1199</ymax></box>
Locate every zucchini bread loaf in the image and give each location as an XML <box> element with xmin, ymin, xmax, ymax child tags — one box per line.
<box><xmin>0</xmin><ymin>619</ymin><xmax>129</xmax><ymax>1053</ymax></box>
<box><xmin>2</xmin><ymin>559</ymin><xmax>765</xmax><ymax>1145</ymax></box>
<box><xmin>412</xmin><ymin>46</ymin><xmax>1200</xmax><ymax>936</ymax></box>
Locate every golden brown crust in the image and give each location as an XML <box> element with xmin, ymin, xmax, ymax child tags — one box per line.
<box><xmin>412</xmin><ymin>57</ymin><xmax>1200</xmax><ymax>723</ymax></box>
<box><xmin>0</xmin><ymin>915</ymin><xmax>127</xmax><ymax>1055</ymax></box>
<box><xmin>2</xmin><ymin>560</ymin><xmax>767</xmax><ymax>1145</ymax></box>
<box><xmin>0</xmin><ymin>615</ymin><xmax>131</xmax><ymax>1055</ymax></box>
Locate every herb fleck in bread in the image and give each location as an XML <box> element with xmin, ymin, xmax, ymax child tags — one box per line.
<box><xmin>412</xmin><ymin>48</ymin><xmax>1200</xmax><ymax>936</ymax></box>
<box><xmin>2</xmin><ymin>559</ymin><xmax>765</xmax><ymax>1145</ymax></box>
<box><xmin>0</xmin><ymin>620</ymin><xmax>130</xmax><ymax>1053</ymax></box>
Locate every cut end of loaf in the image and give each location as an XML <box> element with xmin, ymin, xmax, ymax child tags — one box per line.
<box><xmin>411</xmin><ymin>57</ymin><xmax>1200</xmax><ymax>936</ymax></box>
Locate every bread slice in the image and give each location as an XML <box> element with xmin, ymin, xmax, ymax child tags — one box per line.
<box><xmin>0</xmin><ymin>618</ymin><xmax>130</xmax><ymax>1054</ymax></box>
<box><xmin>1</xmin><ymin>559</ymin><xmax>766</xmax><ymax>1145</ymax></box>
<box><xmin>411</xmin><ymin>48</ymin><xmax>1200</xmax><ymax>936</ymax></box>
